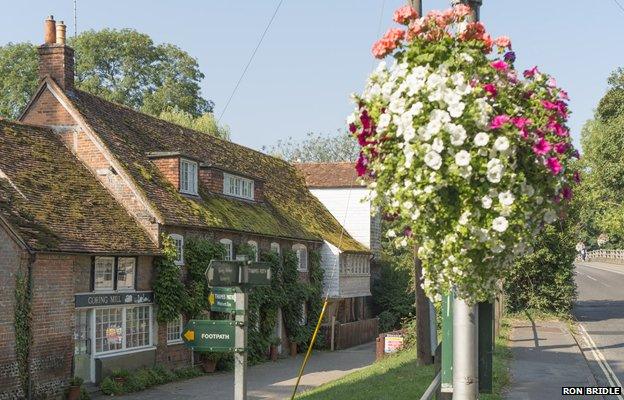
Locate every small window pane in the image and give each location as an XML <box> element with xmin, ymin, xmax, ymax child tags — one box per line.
<box><xmin>180</xmin><ymin>160</ymin><xmax>197</xmax><ymax>195</ymax></box>
<box><xmin>167</xmin><ymin>315</ymin><xmax>183</xmax><ymax>343</ymax></box>
<box><xmin>94</xmin><ymin>257</ymin><xmax>115</xmax><ymax>290</ymax></box>
<box><xmin>220</xmin><ymin>239</ymin><xmax>233</xmax><ymax>261</ymax></box>
<box><xmin>170</xmin><ymin>235</ymin><xmax>184</xmax><ymax>265</ymax></box>
<box><xmin>117</xmin><ymin>258</ymin><xmax>135</xmax><ymax>290</ymax></box>
<box><xmin>126</xmin><ymin>306</ymin><xmax>150</xmax><ymax>349</ymax></box>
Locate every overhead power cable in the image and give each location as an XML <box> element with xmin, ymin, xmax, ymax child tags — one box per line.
<box><xmin>218</xmin><ymin>0</ymin><xmax>285</xmax><ymax>123</ymax></box>
<box><xmin>613</xmin><ymin>0</ymin><xmax>624</xmax><ymax>14</ymax></box>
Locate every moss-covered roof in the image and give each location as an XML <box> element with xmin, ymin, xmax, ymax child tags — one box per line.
<box><xmin>295</xmin><ymin>162</ymin><xmax>363</xmax><ymax>188</ymax></box>
<box><xmin>0</xmin><ymin>119</ymin><xmax>159</xmax><ymax>254</ymax></box>
<box><xmin>65</xmin><ymin>89</ymin><xmax>368</xmax><ymax>252</ymax></box>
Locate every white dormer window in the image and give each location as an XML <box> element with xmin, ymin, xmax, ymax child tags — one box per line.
<box><xmin>180</xmin><ymin>159</ymin><xmax>198</xmax><ymax>195</ymax></box>
<box><xmin>223</xmin><ymin>173</ymin><xmax>254</xmax><ymax>200</ymax></box>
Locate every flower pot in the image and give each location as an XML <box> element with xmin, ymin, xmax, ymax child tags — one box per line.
<box><xmin>202</xmin><ymin>359</ymin><xmax>217</xmax><ymax>373</ymax></box>
<box><xmin>289</xmin><ymin>342</ymin><xmax>298</xmax><ymax>357</ymax></box>
<box><xmin>67</xmin><ymin>386</ymin><xmax>81</xmax><ymax>400</ymax></box>
<box><xmin>270</xmin><ymin>345</ymin><xmax>278</xmax><ymax>362</ymax></box>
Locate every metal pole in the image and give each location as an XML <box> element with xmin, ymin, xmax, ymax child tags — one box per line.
<box><xmin>408</xmin><ymin>0</ymin><xmax>423</xmax><ymax>16</ymax></box>
<box><xmin>453</xmin><ymin>295</ymin><xmax>479</xmax><ymax>400</ymax></box>
<box><xmin>234</xmin><ymin>291</ymin><xmax>248</xmax><ymax>400</ymax></box>
<box><xmin>451</xmin><ymin>0</ymin><xmax>482</xmax><ymax>22</ymax></box>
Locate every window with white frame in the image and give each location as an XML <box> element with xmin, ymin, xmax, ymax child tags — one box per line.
<box><xmin>116</xmin><ymin>257</ymin><xmax>136</xmax><ymax>290</ymax></box>
<box><xmin>180</xmin><ymin>159</ymin><xmax>198</xmax><ymax>195</ymax></box>
<box><xmin>167</xmin><ymin>314</ymin><xmax>184</xmax><ymax>344</ymax></box>
<box><xmin>248</xmin><ymin>240</ymin><xmax>259</xmax><ymax>261</ymax></box>
<box><xmin>170</xmin><ymin>234</ymin><xmax>184</xmax><ymax>265</ymax></box>
<box><xmin>94</xmin><ymin>257</ymin><xmax>115</xmax><ymax>291</ymax></box>
<box><xmin>223</xmin><ymin>173</ymin><xmax>254</xmax><ymax>200</ymax></box>
<box><xmin>293</xmin><ymin>244</ymin><xmax>307</xmax><ymax>271</ymax></box>
<box><xmin>270</xmin><ymin>242</ymin><xmax>280</xmax><ymax>255</ymax></box>
<box><xmin>94</xmin><ymin>305</ymin><xmax>152</xmax><ymax>354</ymax></box>
<box><xmin>220</xmin><ymin>238</ymin><xmax>233</xmax><ymax>261</ymax></box>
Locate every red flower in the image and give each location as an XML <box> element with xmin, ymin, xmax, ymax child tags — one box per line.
<box><xmin>355</xmin><ymin>153</ymin><xmax>368</xmax><ymax>177</ymax></box>
<box><xmin>483</xmin><ymin>83</ymin><xmax>497</xmax><ymax>97</ymax></box>
<box><xmin>393</xmin><ymin>5</ymin><xmax>419</xmax><ymax>25</ymax></box>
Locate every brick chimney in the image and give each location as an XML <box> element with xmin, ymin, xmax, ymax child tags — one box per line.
<box><xmin>38</xmin><ymin>16</ymin><xmax>74</xmax><ymax>91</ymax></box>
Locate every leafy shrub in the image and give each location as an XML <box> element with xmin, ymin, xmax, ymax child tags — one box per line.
<box><xmin>100</xmin><ymin>365</ymin><xmax>202</xmax><ymax>395</ymax></box>
<box><xmin>504</xmin><ymin>224</ymin><xmax>577</xmax><ymax>315</ymax></box>
<box><xmin>100</xmin><ymin>377</ymin><xmax>123</xmax><ymax>396</ymax></box>
<box><xmin>372</xmin><ymin>259</ymin><xmax>414</xmax><ymax>330</ymax></box>
<box><xmin>378</xmin><ymin>311</ymin><xmax>398</xmax><ymax>333</ymax></box>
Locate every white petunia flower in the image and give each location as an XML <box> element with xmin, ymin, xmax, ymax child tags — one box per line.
<box><xmin>430</xmin><ymin>109</ymin><xmax>451</xmax><ymax>123</ymax></box>
<box><xmin>474</xmin><ymin>132</ymin><xmax>490</xmax><ymax>147</ymax></box>
<box><xmin>543</xmin><ymin>209</ymin><xmax>557</xmax><ymax>223</ymax></box>
<box><xmin>498</xmin><ymin>191</ymin><xmax>515</xmax><ymax>206</ymax></box>
<box><xmin>447</xmin><ymin>123</ymin><xmax>467</xmax><ymax>146</ymax></box>
<box><xmin>448</xmin><ymin>102</ymin><xmax>466</xmax><ymax>118</ymax></box>
<box><xmin>377</xmin><ymin>113</ymin><xmax>391</xmax><ymax>132</ymax></box>
<box><xmin>493</xmin><ymin>136</ymin><xmax>510</xmax><ymax>152</ymax></box>
<box><xmin>426</xmin><ymin>73</ymin><xmax>445</xmax><ymax>89</ymax></box>
<box><xmin>346</xmin><ymin>114</ymin><xmax>356</xmax><ymax>125</ymax></box>
<box><xmin>481</xmin><ymin>195</ymin><xmax>493</xmax><ymax>209</ymax></box>
<box><xmin>459</xmin><ymin>52</ymin><xmax>474</xmax><ymax>63</ymax></box>
<box><xmin>389</xmin><ymin>98</ymin><xmax>406</xmax><ymax>114</ymax></box>
<box><xmin>424</xmin><ymin>151</ymin><xmax>443</xmax><ymax>170</ymax></box>
<box><xmin>410</xmin><ymin>102</ymin><xmax>424</xmax><ymax>116</ymax></box>
<box><xmin>424</xmin><ymin>119</ymin><xmax>442</xmax><ymax>138</ymax></box>
<box><xmin>521</xmin><ymin>182</ymin><xmax>535</xmax><ymax>197</ymax></box>
<box><xmin>386</xmin><ymin>229</ymin><xmax>396</xmax><ymax>238</ymax></box>
<box><xmin>492</xmin><ymin>216</ymin><xmax>509</xmax><ymax>233</ymax></box>
<box><xmin>459</xmin><ymin>211</ymin><xmax>471</xmax><ymax>225</ymax></box>
<box><xmin>432</xmin><ymin>138</ymin><xmax>445</xmax><ymax>153</ymax></box>
<box><xmin>458</xmin><ymin>165</ymin><xmax>472</xmax><ymax>179</ymax></box>
<box><xmin>454</xmin><ymin>150</ymin><xmax>471</xmax><ymax>167</ymax></box>
<box><xmin>411</xmin><ymin>209</ymin><xmax>421</xmax><ymax>220</ymax></box>
<box><xmin>486</xmin><ymin>158</ymin><xmax>504</xmax><ymax>183</ymax></box>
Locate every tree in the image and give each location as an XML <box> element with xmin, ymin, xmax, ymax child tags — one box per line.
<box><xmin>263</xmin><ymin>131</ymin><xmax>359</xmax><ymax>162</ymax></box>
<box><xmin>158</xmin><ymin>108</ymin><xmax>230</xmax><ymax>140</ymax></box>
<box><xmin>0</xmin><ymin>29</ymin><xmax>214</xmax><ymax>123</ymax></box>
<box><xmin>0</xmin><ymin>43</ymin><xmax>38</xmax><ymax>119</ymax></box>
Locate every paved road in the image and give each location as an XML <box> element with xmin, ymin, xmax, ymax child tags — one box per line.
<box><xmin>96</xmin><ymin>342</ymin><xmax>375</xmax><ymax>400</ymax></box>
<box><xmin>574</xmin><ymin>262</ymin><xmax>624</xmax><ymax>399</ymax></box>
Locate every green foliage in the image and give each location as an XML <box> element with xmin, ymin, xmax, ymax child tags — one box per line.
<box><xmin>504</xmin><ymin>224</ymin><xmax>577</xmax><ymax>315</ymax></box>
<box><xmin>68</xmin><ymin>376</ymin><xmax>84</xmax><ymax>386</ymax></box>
<box><xmin>263</xmin><ymin>131</ymin><xmax>359</xmax><ymax>162</ymax></box>
<box><xmin>100</xmin><ymin>365</ymin><xmax>202</xmax><ymax>395</ymax></box>
<box><xmin>183</xmin><ymin>238</ymin><xmax>225</xmax><ymax>318</ymax></box>
<box><xmin>0</xmin><ymin>29</ymin><xmax>213</xmax><ymax>119</ymax></box>
<box><xmin>14</xmin><ymin>271</ymin><xmax>31</xmax><ymax>395</ymax></box>
<box><xmin>0</xmin><ymin>43</ymin><xmax>38</xmax><ymax>119</ymax></box>
<box><xmin>158</xmin><ymin>108</ymin><xmax>230</xmax><ymax>139</ymax></box>
<box><xmin>596</xmin><ymin>68</ymin><xmax>624</xmax><ymax>123</ymax></box>
<box><xmin>378</xmin><ymin>311</ymin><xmax>398</xmax><ymax>333</ymax></box>
<box><xmin>371</xmin><ymin>260</ymin><xmax>414</xmax><ymax>331</ymax></box>
<box><xmin>153</xmin><ymin>235</ymin><xmax>185</xmax><ymax>323</ymax></box>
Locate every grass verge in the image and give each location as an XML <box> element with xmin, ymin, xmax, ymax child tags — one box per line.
<box><xmin>299</xmin><ymin>318</ymin><xmax>512</xmax><ymax>400</ymax></box>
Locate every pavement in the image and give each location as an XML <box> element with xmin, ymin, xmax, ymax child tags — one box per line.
<box><xmin>506</xmin><ymin>318</ymin><xmax>601</xmax><ymax>400</ymax></box>
<box><xmin>95</xmin><ymin>342</ymin><xmax>376</xmax><ymax>400</ymax></box>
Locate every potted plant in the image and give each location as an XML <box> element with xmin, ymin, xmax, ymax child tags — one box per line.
<box><xmin>200</xmin><ymin>352</ymin><xmax>221</xmax><ymax>373</ymax></box>
<box><xmin>111</xmin><ymin>369</ymin><xmax>129</xmax><ymax>385</ymax></box>
<box><xmin>66</xmin><ymin>376</ymin><xmax>83</xmax><ymax>400</ymax></box>
<box><xmin>269</xmin><ymin>336</ymin><xmax>281</xmax><ymax>362</ymax></box>
<box><xmin>288</xmin><ymin>330</ymin><xmax>307</xmax><ymax>357</ymax></box>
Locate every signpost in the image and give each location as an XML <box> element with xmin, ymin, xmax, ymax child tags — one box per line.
<box><xmin>209</xmin><ymin>287</ymin><xmax>237</xmax><ymax>313</ymax></box>
<box><xmin>182</xmin><ymin>320</ymin><xmax>241</xmax><ymax>352</ymax></box>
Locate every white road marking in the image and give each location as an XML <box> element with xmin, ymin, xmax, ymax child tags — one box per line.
<box><xmin>578</xmin><ymin>323</ymin><xmax>624</xmax><ymax>399</ymax></box>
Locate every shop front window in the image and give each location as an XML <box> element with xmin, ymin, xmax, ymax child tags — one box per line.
<box><xmin>95</xmin><ymin>306</ymin><xmax>151</xmax><ymax>354</ymax></box>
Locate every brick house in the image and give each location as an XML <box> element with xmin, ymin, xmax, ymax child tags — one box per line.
<box><xmin>0</xmin><ymin>16</ymin><xmax>370</xmax><ymax>395</ymax></box>
<box><xmin>294</xmin><ymin>163</ymin><xmax>382</xmax><ymax>324</ymax></box>
<box><xmin>0</xmin><ymin>120</ymin><xmax>159</xmax><ymax>399</ymax></box>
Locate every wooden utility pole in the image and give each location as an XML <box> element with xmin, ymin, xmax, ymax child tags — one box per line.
<box><xmin>408</xmin><ymin>0</ymin><xmax>423</xmax><ymax>16</ymax></box>
<box><xmin>414</xmin><ymin>246</ymin><xmax>432</xmax><ymax>365</ymax></box>
<box><xmin>451</xmin><ymin>0</ymin><xmax>482</xmax><ymax>22</ymax></box>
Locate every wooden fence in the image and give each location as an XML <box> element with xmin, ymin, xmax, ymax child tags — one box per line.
<box><xmin>321</xmin><ymin>318</ymin><xmax>379</xmax><ymax>350</ymax></box>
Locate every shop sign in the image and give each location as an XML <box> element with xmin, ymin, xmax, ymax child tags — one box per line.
<box><xmin>182</xmin><ymin>319</ymin><xmax>241</xmax><ymax>352</ymax></box>
<box><xmin>75</xmin><ymin>291</ymin><xmax>154</xmax><ymax>308</ymax></box>
<box><xmin>384</xmin><ymin>334</ymin><xmax>404</xmax><ymax>354</ymax></box>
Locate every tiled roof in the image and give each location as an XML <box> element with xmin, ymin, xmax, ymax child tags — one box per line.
<box><xmin>294</xmin><ymin>162</ymin><xmax>362</xmax><ymax>188</ymax></box>
<box><xmin>64</xmin><ymin>90</ymin><xmax>368</xmax><ymax>253</ymax></box>
<box><xmin>0</xmin><ymin>119</ymin><xmax>159</xmax><ymax>254</ymax></box>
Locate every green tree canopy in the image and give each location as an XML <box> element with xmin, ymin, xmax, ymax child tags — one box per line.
<box><xmin>0</xmin><ymin>29</ymin><xmax>221</xmax><ymax>136</ymax></box>
<box><xmin>158</xmin><ymin>108</ymin><xmax>230</xmax><ymax>140</ymax></box>
<box><xmin>263</xmin><ymin>131</ymin><xmax>359</xmax><ymax>162</ymax></box>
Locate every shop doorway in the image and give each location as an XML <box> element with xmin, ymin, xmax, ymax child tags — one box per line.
<box><xmin>74</xmin><ymin>309</ymin><xmax>91</xmax><ymax>382</ymax></box>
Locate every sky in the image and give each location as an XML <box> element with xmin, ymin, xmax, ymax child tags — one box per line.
<box><xmin>1</xmin><ymin>1</ymin><xmax>623</xmax><ymax>151</ymax></box>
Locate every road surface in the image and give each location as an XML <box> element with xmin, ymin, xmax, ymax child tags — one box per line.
<box><xmin>574</xmin><ymin>262</ymin><xmax>624</xmax><ymax>399</ymax></box>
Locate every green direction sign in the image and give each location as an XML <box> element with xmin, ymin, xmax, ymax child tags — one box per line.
<box><xmin>182</xmin><ymin>319</ymin><xmax>242</xmax><ymax>352</ymax></box>
<box><xmin>242</xmin><ymin>262</ymin><xmax>272</xmax><ymax>287</ymax></box>
<box><xmin>206</xmin><ymin>260</ymin><xmax>241</xmax><ymax>287</ymax></box>
<box><xmin>209</xmin><ymin>287</ymin><xmax>237</xmax><ymax>312</ymax></box>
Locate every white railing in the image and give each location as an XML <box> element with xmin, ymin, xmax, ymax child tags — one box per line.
<box><xmin>578</xmin><ymin>249</ymin><xmax>624</xmax><ymax>264</ymax></box>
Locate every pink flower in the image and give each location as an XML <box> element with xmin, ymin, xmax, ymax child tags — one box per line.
<box><xmin>546</xmin><ymin>157</ymin><xmax>562</xmax><ymax>175</ymax></box>
<box><xmin>372</xmin><ymin>39</ymin><xmax>392</xmax><ymax>59</ymax></box>
<box><xmin>483</xmin><ymin>83</ymin><xmax>497</xmax><ymax>97</ymax></box>
<box><xmin>494</xmin><ymin>36</ymin><xmax>512</xmax><ymax>49</ymax></box>
<box><xmin>523</xmin><ymin>66</ymin><xmax>539</xmax><ymax>78</ymax></box>
<box><xmin>561</xmin><ymin>186</ymin><xmax>573</xmax><ymax>200</ymax></box>
<box><xmin>403</xmin><ymin>227</ymin><xmax>413</xmax><ymax>237</ymax></box>
<box><xmin>393</xmin><ymin>5</ymin><xmax>419</xmax><ymax>25</ymax></box>
<box><xmin>348</xmin><ymin>123</ymin><xmax>357</xmax><ymax>134</ymax></box>
<box><xmin>490</xmin><ymin>115</ymin><xmax>511</xmax><ymax>129</ymax></box>
<box><xmin>491</xmin><ymin>60</ymin><xmax>508</xmax><ymax>72</ymax></box>
<box><xmin>554</xmin><ymin>142</ymin><xmax>569</xmax><ymax>154</ymax></box>
<box><xmin>453</xmin><ymin>4</ymin><xmax>472</xmax><ymax>18</ymax></box>
<box><xmin>512</xmin><ymin>117</ymin><xmax>531</xmax><ymax>130</ymax></box>
<box><xmin>573</xmin><ymin>170</ymin><xmax>581</xmax><ymax>183</ymax></box>
<box><xmin>558</xmin><ymin>89</ymin><xmax>570</xmax><ymax>101</ymax></box>
<box><xmin>546</xmin><ymin>77</ymin><xmax>557</xmax><ymax>88</ymax></box>
<box><xmin>532</xmin><ymin>138</ymin><xmax>552</xmax><ymax>155</ymax></box>
<box><xmin>385</xmin><ymin>28</ymin><xmax>406</xmax><ymax>43</ymax></box>
<box><xmin>355</xmin><ymin>153</ymin><xmax>368</xmax><ymax>176</ymax></box>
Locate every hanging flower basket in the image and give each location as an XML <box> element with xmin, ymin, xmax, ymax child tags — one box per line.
<box><xmin>349</xmin><ymin>4</ymin><xmax>579</xmax><ymax>303</ymax></box>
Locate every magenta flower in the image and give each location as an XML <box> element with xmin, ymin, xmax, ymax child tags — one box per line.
<box><xmin>512</xmin><ymin>116</ymin><xmax>530</xmax><ymax>130</ymax></box>
<box><xmin>360</xmin><ymin>110</ymin><xmax>371</xmax><ymax>129</ymax></box>
<box><xmin>349</xmin><ymin>123</ymin><xmax>357</xmax><ymax>134</ymax></box>
<box><xmin>532</xmin><ymin>138</ymin><xmax>552</xmax><ymax>155</ymax></box>
<box><xmin>483</xmin><ymin>83</ymin><xmax>497</xmax><ymax>97</ymax></box>
<box><xmin>554</xmin><ymin>142</ymin><xmax>569</xmax><ymax>154</ymax></box>
<box><xmin>558</xmin><ymin>89</ymin><xmax>570</xmax><ymax>101</ymax></box>
<box><xmin>546</xmin><ymin>157</ymin><xmax>562</xmax><ymax>175</ymax></box>
<box><xmin>573</xmin><ymin>170</ymin><xmax>581</xmax><ymax>183</ymax></box>
<box><xmin>491</xmin><ymin>60</ymin><xmax>508</xmax><ymax>72</ymax></box>
<box><xmin>561</xmin><ymin>186</ymin><xmax>573</xmax><ymax>200</ymax></box>
<box><xmin>490</xmin><ymin>115</ymin><xmax>511</xmax><ymax>129</ymax></box>
<box><xmin>523</xmin><ymin>66</ymin><xmax>539</xmax><ymax>78</ymax></box>
<box><xmin>355</xmin><ymin>153</ymin><xmax>368</xmax><ymax>176</ymax></box>
<box><xmin>403</xmin><ymin>227</ymin><xmax>413</xmax><ymax>237</ymax></box>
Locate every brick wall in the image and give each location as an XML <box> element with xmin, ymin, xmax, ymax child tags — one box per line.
<box><xmin>155</xmin><ymin>322</ymin><xmax>192</xmax><ymax>369</ymax></box>
<box><xmin>37</xmin><ymin>45</ymin><xmax>74</xmax><ymax>91</ymax></box>
<box><xmin>0</xmin><ymin>227</ymin><xmax>29</xmax><ymax>399</ymax></box>
<box><xmin>199</xmin><ymin>167</ymin><xmax>223</xmax><ymax>194</ymax></box>
<box><xmin>21</xmin><ymin>88</ymin><xmax>75</xmax><ymax>126</ymax></box>
<box><xmin>29</xmin><ymin>253</ymin><xmax>75</xmax><ymax>399</ymax></box>
<box><xmin>152</xmin><ymin>158</ymin><xmax>180</xmax><ymax>191</ymax></box>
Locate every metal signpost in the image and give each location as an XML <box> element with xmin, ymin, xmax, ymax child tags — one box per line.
<box><xmin>181</xmin><ymin>259</ymin><xmax>272</xmax><ymax>400</ymax></box>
